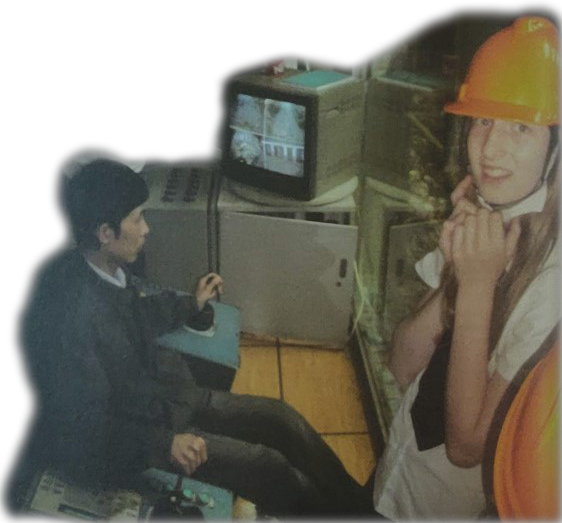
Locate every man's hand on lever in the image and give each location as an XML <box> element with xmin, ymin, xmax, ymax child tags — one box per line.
<box><xmin>195</xmin><ymin>273</ymin><xmax>224</xmax><ymax>310</ymax></box>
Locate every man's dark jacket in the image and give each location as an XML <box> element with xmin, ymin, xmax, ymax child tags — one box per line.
<box><xmin>21</xmin><ymin>249</ymin><xmax>213</xmax><ymax>488</ymax></box>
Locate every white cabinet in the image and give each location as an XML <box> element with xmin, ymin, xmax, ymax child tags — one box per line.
<box><xmin>217</xmin><ymin>183</ymin><xmax>357</xmax><ymax>346</ymax></box>
<box><xmin>219</xmin><ymin>212</ymin><xmax>357</xmax><ymax>346</ymax></box>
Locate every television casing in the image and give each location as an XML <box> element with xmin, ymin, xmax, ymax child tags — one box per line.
<box><xmin>221</xmin><ymin>69</ymin><xmax>365</xmax><ymax>201</ymax></box>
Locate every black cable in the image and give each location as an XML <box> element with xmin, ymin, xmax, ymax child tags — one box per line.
<box><xmin>206</xmin><ymin>161</ymin><xmax>223</xmax><ymax>302</ymax></box>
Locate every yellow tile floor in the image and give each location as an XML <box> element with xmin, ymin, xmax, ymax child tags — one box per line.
<box><xmin>231</xmin><ymin>334</ymin><xmax>375</xmax><ymax>486</ymax></box>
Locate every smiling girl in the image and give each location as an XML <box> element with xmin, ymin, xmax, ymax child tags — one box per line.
<box><xmin>372</xmin><ymin>16</ymin><xmax>559</xmax><ymax>519</ymax></box>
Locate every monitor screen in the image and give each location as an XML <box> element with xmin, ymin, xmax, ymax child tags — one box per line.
<box><xmin>229</xmin><ymin>94</ymin><xmax>306</xmax><ymax>179</ymax></box>
<box><xmin>221</xmin><ymin>69</ymin><xmax>363</xmax><ymax>202</ymax></box>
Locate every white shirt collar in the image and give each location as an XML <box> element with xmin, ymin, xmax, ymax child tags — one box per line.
<box><xmin>476</xmin><ymin>182</ymin><xmax>548</xmax><ymax>223</ymax></box>
<box><xmin>87</xmin><ymin>260</ymin><xmax>127</xmax><ymax>288</ymax></box>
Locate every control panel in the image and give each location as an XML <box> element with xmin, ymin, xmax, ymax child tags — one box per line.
<box><xmin>142</xmin><ymin>468</ymin><xmax>233</xmax><ymax>520</ymax></box>
<box><xmin>28</xmin><ymin>470</ymin><xmax>143</xmax><ymax>520</ymax></box>
<box><xmin>142</xmin><ymin>161</ymin><xmax>219</xmax><ymax>212</ymax></box>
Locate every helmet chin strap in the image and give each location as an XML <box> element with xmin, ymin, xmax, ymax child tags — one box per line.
<box><xmin>542</xmin><ymin>142</ymin><xmax>559</xmax><ymax>183</ymax></box>
<box><xmin>475</xmin><ymin>183</ymin><xmax>548</xmax><ymax>228</ymax></box>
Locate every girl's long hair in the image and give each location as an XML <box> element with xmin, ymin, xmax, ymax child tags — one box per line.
<box><xmin>441</xmin><ymin>122</ymin><xmax>559</xmax><ymax>353</ymax></box>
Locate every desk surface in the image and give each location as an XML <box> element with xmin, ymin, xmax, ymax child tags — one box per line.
<box><xmin>219</xmin><ymin>177</ymin><xmax>357</xmax><ymax>213</ymax></box>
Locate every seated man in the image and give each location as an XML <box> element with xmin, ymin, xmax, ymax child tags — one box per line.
<box><xmin>10</xmin><ymin>158</ymin><xmax>370</xmax><ymax>517</ymax></box>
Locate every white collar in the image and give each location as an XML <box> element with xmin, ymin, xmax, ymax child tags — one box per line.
<box><xmin>87</xmin><ymin>260</ymin><xmax>127</xmax><ymax>288</ymax></box>
<box><xmin>476</xmin><ymin>182</ymin><xmax>548</xmax><ymax>223</ymax></box>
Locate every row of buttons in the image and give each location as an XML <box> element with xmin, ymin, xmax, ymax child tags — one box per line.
<box><xmin>170</xmin><ymin>488</ymin><xmax>215</xmax><ymax>509</ymax></box>
<box><xmin>147</xmin><ymin>474</ymin><xmax>216</xmax><ymax>509</ymax></box>
<box><xmin>160</xmin><ymin>167</ymin><xmax>202</xmax><ymax>203</ymax></box>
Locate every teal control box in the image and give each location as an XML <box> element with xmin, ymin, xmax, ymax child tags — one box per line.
<box><xmin>157</xmin><ymin>300</ymin><xmax>241</xmax><ymax>390</ymax></box>
<box><xmin>142</xmin><ymin>468</ymin><xmax>233</xmax><ymax>520</ymax></box>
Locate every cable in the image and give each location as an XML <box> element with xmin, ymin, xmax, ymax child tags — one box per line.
<box><xmin>207</xmin><ymin>161</ymin><xmax>223</xmax><ymax>301</ymax></box>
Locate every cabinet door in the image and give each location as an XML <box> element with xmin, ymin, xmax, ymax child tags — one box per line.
<box><xmin>219</xmin><ymin>212</ymin><xmax>357</xmax><ymax>346</ymax></box>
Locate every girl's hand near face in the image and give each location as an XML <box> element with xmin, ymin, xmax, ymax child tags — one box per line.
<box><xmin>451</xmin><ymin>210</ymin><xmax>520</xmax><ymax>288</ymax></box>
<box><xmin>439</xmin><ymin>175</ymin><xmax>479</xmax><ymax>262</ymax></box>
<box><xmin>451</xmin><ymin>175</ymin><xmax>474</xmax><ymax>206</ymax></box>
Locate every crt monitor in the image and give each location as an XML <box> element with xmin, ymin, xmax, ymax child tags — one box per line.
<box><xmin>220</xmin><ymin>68</ymin><xmax>365</xmax><ymax>202</ymax></box>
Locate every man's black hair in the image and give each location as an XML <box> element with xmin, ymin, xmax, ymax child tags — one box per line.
<box><xmin>61</xmin><ymin>158</ymin><xmax>149</xmax><ymax>250</ymax></box>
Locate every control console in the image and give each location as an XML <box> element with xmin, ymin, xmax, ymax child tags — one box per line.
<box><xmin>142</xmin><ymin>160</ymin><xmax>219</xmax><ymax>212</ymax></box>
<box><xmin>141</xmin><ymin>468</ymin><xmax>233</xmax><ymax>520</ymax></box>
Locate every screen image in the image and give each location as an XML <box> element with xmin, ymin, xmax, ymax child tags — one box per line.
<box><xmin>229</xmin><ymin>94</ymin><xmax>306</xmax><ymax>178</ymax></box>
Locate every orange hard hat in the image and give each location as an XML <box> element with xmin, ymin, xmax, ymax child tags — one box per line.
<box><xmin>493</xmin><ymin>341</ymin><xmax>559</xmax><ymax>519</ymax></box>
<box><xmin>445</xmin><ymin>16</ymin><xmax>559</xmax><ymax>125</ymax></box>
